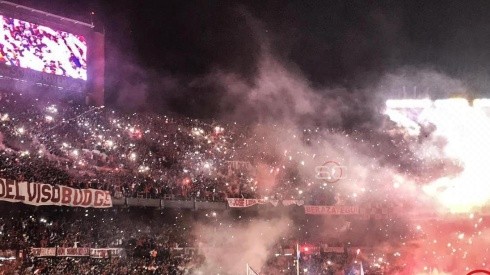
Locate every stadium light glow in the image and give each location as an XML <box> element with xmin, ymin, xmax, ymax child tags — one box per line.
<box><xmin>472</xmin><ymin>98</ymin><xmax>490</xmax><ymax>108</ymax></box>
<box><xmin>433</xmin><ymin>98</ymin><xmax>469</xmax><ymax>108</ymax></box>
<box><xmin>0</xmin><ymin>15</ymin><xmax>88</xmax><ymax>80</ymax></box>
<box><xmin>385</xmin><ymin>99</ymin><xmax>432</xmax><ymax>109</ymax></box>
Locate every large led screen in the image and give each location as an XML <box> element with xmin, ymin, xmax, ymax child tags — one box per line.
<box><xmin>0</xmin><ymin>15</ymin><xmax>87</xmax><ymax>80</ymax></box>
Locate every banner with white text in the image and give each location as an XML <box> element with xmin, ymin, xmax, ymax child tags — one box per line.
<box><xmin>0</xmin><ymin>178</ymin><xmax>112</xmax><ymax>208</ymax></box>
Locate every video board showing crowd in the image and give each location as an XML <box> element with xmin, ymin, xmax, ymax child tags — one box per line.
<box><xmin>0</xmin><ymin>15</ymin><xmax>87</xmax><ymax>80</ymax></box>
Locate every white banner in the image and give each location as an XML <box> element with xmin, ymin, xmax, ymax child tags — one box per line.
<box><xmin>56</xmin><ymin>247</ymin><xmax>90</xmax><ymax>257</ymax></box>
<box><xmin>320</xmin><ymin>246</ymin><xmax>345</xmax><ymax>253</ymax></box>
<box><xmin>31</xmin><ymin>247</ymin><xmax>123</xmax><ymax>258</ymax></box>
<box><xmin>282</xmin><ymin>200</ymin><xmax>304</xmax><ymax>206</ymax></box>
<box><xmin>227</xmin><ymin>198</ymin><xmax>303</xmax><ymax>208</ymax></box>
<box><xmin>227</xmin><ymin>198</ymin><xmax>284</xmax><ymax>208</ymax></box>
<box><xmin>90</xmin><ymin>248</ymin><xmax>124</xmax><ymax>258</ymax></box>
<box><xmin>0</xmin><ymin>178</ymin><xmax>112</xmax><ymax>208</ymax></box>
<box><xmin>31</xmin><ymin>248</ymin><xmax>56</xmax><ymax>257</ymax></box>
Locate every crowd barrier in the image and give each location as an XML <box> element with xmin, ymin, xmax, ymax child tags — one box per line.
<box><xmin>113</xmin><ymin>197</ymin><xmax>228</xmax><ymax>211</ymax></box>
<box><xmin>113</xmin><ymin>197</ymin><xmax>490</xmax><ymax>219</ymax></box>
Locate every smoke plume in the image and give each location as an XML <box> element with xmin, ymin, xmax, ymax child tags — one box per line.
<box><xmin>192</xmin><ymin>216</ymin><xmax>291</xmax><ymax>274</ymax></box>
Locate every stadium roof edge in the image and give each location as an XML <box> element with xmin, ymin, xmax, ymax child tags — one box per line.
<box><xmin>0</xmin><ymin>1</ymin><xmax>93</xmax><ymax>28</ymax></box>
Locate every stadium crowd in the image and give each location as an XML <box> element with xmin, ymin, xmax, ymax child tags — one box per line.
<box><xmin>0</xmin><ymin>203</ymin><xmax>385</xmax><ymax>275</ymax></box>
<box><xmin>0</xmin><ymin>205</ymin><xmax>204</xmax><ymax>274</ymax></box>
<box><xmin>0</xmin><ymin>91</ymin><xmax>337</xmax><ymax>204</ymax></box>
<box><xmin>0</xmin><ymin>91</ymin><xmax>404</xmax><ymax>274</ymax></box>
<box><xmin>0</xmin><ymin>91</ymin><xmax>260</xmax><ymax>201</ymax></box>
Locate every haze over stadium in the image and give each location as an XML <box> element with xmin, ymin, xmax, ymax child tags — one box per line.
<box><xmin>0</xmin><ymin>0</ymin><xmax>489</xmax><ymax>274</ymax></box>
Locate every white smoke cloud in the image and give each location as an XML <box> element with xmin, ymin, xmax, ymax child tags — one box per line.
<box><xmin>191</xmin><ymin>216</ymin><xmax>291</xmax><ymax>274</ymax></box>
<box><xmin>207</xmin><ymin>54</ymin><xmax>468</xmax><ymax>206</ymax></box>
<box><xmin>211</xmin><ymin>55</ymin><xmax>346</xmax><ymax>125</ymax></box>
<box><xmin>183</xmin><ymin>14</ymin><xmax>487</xmax><ymax>270</ymax></box>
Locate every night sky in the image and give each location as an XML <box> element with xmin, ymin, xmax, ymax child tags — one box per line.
<box><xmin>7</xmin><ymin>0</ymin><xmax>490</xmax><ymax>118</ymax></box>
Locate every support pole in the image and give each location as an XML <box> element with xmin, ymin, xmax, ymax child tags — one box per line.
<box><xmin>296</xmin><ymin>243</ymin><xmax>300</xmax><ymax>275</ymax></box>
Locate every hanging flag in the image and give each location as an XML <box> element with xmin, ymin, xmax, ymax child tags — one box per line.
<box><xmin>346</xmin><ymin>266</ymin><xmax>357</xmax><ymax>275</ymax></box>
<box><xmin>345</xmin><ymin>262</ymin><xmax>364</xmax><ymax>275</ymax></box>
<box><xmin>296</xmin><ymin>243</ymin><xmax>300</xmax><ymax>275</ymax></box>
<box><xmin>246</xmin><ymin>264</ymin><xmax>259</xmax><ymax>275</ymax></box>
<box><xmin>296</xmin><ymin>243</ymin><xmax>300</xmax><ymax>261</ymax></box>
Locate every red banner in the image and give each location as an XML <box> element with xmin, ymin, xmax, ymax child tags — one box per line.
<box><xmin>304</xmin><ymin>205</ymin><xmax>360</xmax><ymax>215</ymax></box>
<box><xmin>0</xmin><ymin>178</ymin><xmax>112</xmax><ymax>208</ymax></box>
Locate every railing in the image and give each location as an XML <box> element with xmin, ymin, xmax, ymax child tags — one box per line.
<box><xmin>112</xmin><ymin>197</ymin><xmax>228</xmax><ymax>211</ymax></box>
